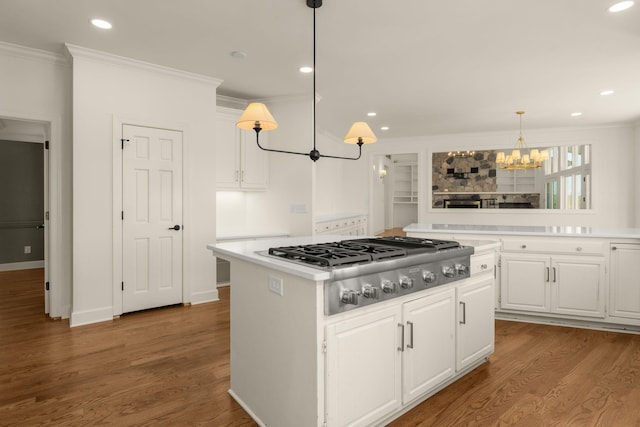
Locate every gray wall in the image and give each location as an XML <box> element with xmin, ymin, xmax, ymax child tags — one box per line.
<box><xmin>0</xmin><ymin>140</ymin><xmax>44</xmax><ymax>264</ymax></box>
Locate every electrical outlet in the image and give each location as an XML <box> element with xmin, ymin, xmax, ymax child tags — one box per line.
<box><xmin>268</xmin><ymin>275</ymin><xmax>284</xmax><ymax>296</ymax></box>
<box><xmin>24</xmin><ymin>246</ymin><xmax>31</xmax><ymax>254</ymax></box>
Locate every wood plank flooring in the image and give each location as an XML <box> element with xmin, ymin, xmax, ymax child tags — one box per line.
<box><xmin>2</xmin><ymin>269</ymin><xmax>640</xmax><ymax>426</ymax></box>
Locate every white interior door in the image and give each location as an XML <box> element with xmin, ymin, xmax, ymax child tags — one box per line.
<box><xmin>122</xmin><ymin>125</ymin><xmax>183</xmax><ymax>313</ymax></box>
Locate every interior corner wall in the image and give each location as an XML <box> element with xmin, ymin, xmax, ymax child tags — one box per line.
<box><xmin>0</xmin><ymin>42</ymin><xmax>73</xmax><ymax>319</ymax></box>
<box><xmin>69</xmin><ymin>48</ymin><xmax>219</xmax><ymax>326</ymax></box>
<box><xmin>635</xmin><ymin>123</ymin><xmax>640</xmax><ymax>227</ymax></box>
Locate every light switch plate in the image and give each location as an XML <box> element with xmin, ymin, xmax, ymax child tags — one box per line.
<box><xmin>268</xmin><ymin>275</ymin><xmax>284</xmax><ymax>296</ymax></box>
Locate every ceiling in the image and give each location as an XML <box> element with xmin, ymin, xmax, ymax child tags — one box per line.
<box><xmin>1</xmin><ymin>0</ymin><xmax>639</xmax><ymax>140</ymax></box>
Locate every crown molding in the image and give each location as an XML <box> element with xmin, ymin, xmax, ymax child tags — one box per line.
<box><xmin>0</xmin><ymin>41</ymin><xmax>68</xmax><ymax>66</ymax></box>
<box><xmin>65</xmin><ymin>44</ymin><xmax>223</xmax><ymax>88</ymax></box>
<box><xmin>216</xmin><ymin>95</ymin><xmax>249</xmax><ymax>110</ymax></box>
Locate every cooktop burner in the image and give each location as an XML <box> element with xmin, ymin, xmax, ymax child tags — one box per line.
<box><xmin>267</xmin><ymin>236</ymin><xmax>462</xmax><ymax>268</ymax></box>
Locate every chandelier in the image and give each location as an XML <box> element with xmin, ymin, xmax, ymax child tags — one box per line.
<box><xmin>496</xmin><ymin>111</ymin><xmax>548</xmax><ymax>170</ymax></box>
<box><xmin>236</xmin><ymin>0</ymin><xmax>377</xmax><ymax>162</ymax></box>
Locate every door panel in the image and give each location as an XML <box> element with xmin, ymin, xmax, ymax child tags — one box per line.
<box><xmin>123</xmin><ymin>125</ymin><xmax>183</xmax><ymax>313</ymax></box>
<box><xmin>500</xmin><ymin>253</ymin><xmax>550</xmax><ymax>312</ymax></box>
<box><xmin>552</xmin><ymin>257</ymin><xmax>605</xmax><ymax>318</ymax></box>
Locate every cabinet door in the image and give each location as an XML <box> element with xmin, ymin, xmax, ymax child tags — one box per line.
<box><xmin>215</xmin><ymin>112</ymin><xmax>241</xmax><ymax>189</ymax></box>
<box><xmin>551</xmin><ymin>256</ymin><xmax>605</xmax><ymax>318</ymax></box>
<box><xmin>500</xmin><ymin>253</ymin><xmax>550</xmax><ymax>312</ymax></box>
<box><xmin>402</xmin><ymin>289</ymin><xmax>455</xmax><ymax>404</ymax></box>
<box><xmin>239</xmin><ymin>130</ymin><xmax>269</xmax><ymax>189</ymax></box>
<box><xmin>325</xmin><ymin>305</ymin><xmax>402</xmax><ymax>427</ymax></box>
<box><xmin>457</xmin><ymin>276</ymin><xmax>495</xmax><ymax>372</ymax></box>
<box><xmin>610</xmin><ymin>244</ymin><xmax>640</xmax><ymax>319</ymax></box>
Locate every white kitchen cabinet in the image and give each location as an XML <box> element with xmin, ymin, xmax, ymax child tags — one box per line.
<box><xmin>402</xmin><ymin>289</ymin><xmax>456</xmax><ymax>404</ymax></box>
<box><xmin>500</xmin><ymin>253</ymin><xmax>605</xmax><ymax>318</ymax></box>
<box><xmin>610</xmin><ymin>243</ymin><xmax>640</xmax><ymax>320</ymax></box>
<box><xmin>325</xmin><ymin>305</ymin><xmax>402</xmax><ymax>427</ymax></box>
<box><xmin>315</xmin><ymin>215</ymin><xmax>367</xmax><ymax>236</ymax></box>
<box><xmin>216</xmin><ymin>107</ymin><xmax>268</xmax><ymax>190</ymax></box>
<box><xmin>457</xmin><ymin>275</ymin><xmax>495</xmax><ymax>371</ymax></box>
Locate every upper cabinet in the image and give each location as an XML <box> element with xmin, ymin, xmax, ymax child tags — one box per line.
<box><xmin>216</xmin><ymin>107</ymin><xmax>269</xmax><ymax>190</ymax></box>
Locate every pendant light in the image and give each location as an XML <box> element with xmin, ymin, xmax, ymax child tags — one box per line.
<box><xmin>236</xmin><ymin>0</ymin><xmax>377</xmax><ymax>162</ymax></box>
<box><xmin>496</xmin><ymin>111</ymin><xmax>548</xmax><ymax>170</ymax></box>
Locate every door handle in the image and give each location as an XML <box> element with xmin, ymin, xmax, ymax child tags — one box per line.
<box><xmin>459</xmin><ymin>301</ymin><xmax>466</xmax><ymax>324</ymax></box>
<box><xmin>37</xmin><ymin>224</ymin><xmax>45</xmax><ymax>230</ymax></box>
<box><xmin>168</xmin><ymin>225</ymin><xmax>181</xmax><ymax>231</ymax></box>
<box><xmin>407</xmin><ymin>321</ymin><xmax>414</xmax><ymax>349</ymax></box>
<box><xmin>398</xmin><ymin>323</ymin><xmax>405</xmax><ymax>352</ymax></box>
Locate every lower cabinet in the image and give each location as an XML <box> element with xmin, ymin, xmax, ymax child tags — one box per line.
<box><xmin>325</xmin><ymin>277</ymin><xmax>494</xmax><ymax>427</ymax></box>
<box><xmin>457</xmin><ymin>276</ymin><xmax>495</xmax><ymax>371</ymax></box>
<box><xmin>610</xmin><ymin>243</ymin><xmax>640</xmax><ymax>320</ymax></box>
<box><xmin>325</xmin><ymin>305</ymin><xmax>402</xmax><ymax>427</ymax></box>
<box><xmin>500</xmin><ymin>253</ymin><xmax>605</xmax><ymax>318</ymax></box>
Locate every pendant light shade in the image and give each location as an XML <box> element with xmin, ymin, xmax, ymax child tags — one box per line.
<box><xmin>236</xmin><ymin>102</ymin><xmax>278</xmax><ymax>131</ymax></box>
<box><xmin>344</xmin><ymin>122</ymin><xmax>378</xmax><ymax>144</ymax></box>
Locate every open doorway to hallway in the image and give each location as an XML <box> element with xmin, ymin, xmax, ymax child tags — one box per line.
<box><xmin>0</xmin><ymin>117</ymin><xmax>49</xmax><ymax>314</ymax></box>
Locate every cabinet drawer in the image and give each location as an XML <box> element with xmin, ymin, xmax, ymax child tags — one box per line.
<box><xmin>502</xmin><ymin>239</ymin><xmax>604</xmax><ymax>255</ymax></box>
<box><xmin>471</xmin><ymin>253</ymin><xmax>495</xmax><ymax>276</ymax></box>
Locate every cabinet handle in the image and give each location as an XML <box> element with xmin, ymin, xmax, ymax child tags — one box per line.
<box><xmin>553</xmin><ymin>267</ymin><xmax>557</xmax><ymax>283</ymax></box>
<box><xmin>459</xmin><ymin>301</ymin><xmax>466</xmax><ymax>324</ymax></box>
<box><xmin>612</xmin><ymin>246</ymin><xmax>617</xmax><ymax>251</ymax></box>
<box><xmin>398</xmin><ymin>323</ymin><xmax>405</xmax><ymax>352</ymax></box>
<box><xmin>546</xmin><ymin>267</ymin><xmax>550</xmax><ymax>282</ymax></box>
<box><xmin>481</xmin><ymin>263</ymin><xmax>488</xmax><ymax>270</ymax></box>
<box><xmin>407</xmin><ymin>321</ymin><xmax>414</xmax><ymax>349</ymax></box>
<box><xmin>576</xmin><ymin>247</ymin><xmax>582</xmax><ymax>252</ymax></box>
<box><xmin>521</xmin><ymin>244</ymin><xmax>527</xmax><ymax>249</ymax></box>
<box><xmin>241</xmin><ymin>170</ymin><xmax>244</xmax><ymax>182</ymax></box>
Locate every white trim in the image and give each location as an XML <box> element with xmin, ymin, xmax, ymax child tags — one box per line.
<box><xmin>0</xmin><ymin>41</ymin><xmax>68</xmax><ymax>65</ymax></box>
<box><xmin>0</xmin><ymin>260</ymin><xmax>45</xmax><ymax>272</ymax></box>
<box><xmin>66</xmin><ymin>44</ymin><xmax>222</xmax><ymax>87</ymax></box>
<box><xmin>190</xmin><ymin>289</ymin><xmax>220</xmax><ymax>305</ymax></box>
<box><xmin>70</xmin><ymin>306</ymin><xmax>113</xmax><ymax>327</ymax></box>
<box><xmin>227</xmin><ymin>389</ymin><xmax>267</xmax><ymax>427</ymax></box>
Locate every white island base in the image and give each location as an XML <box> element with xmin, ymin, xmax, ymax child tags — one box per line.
<box><xmin>208</xmin><ymin>238</ymin><xmax>497</xmax><ymax>427</ymax></box>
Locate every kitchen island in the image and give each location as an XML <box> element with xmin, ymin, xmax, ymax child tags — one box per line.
<box><xmin>404</xmin><ymin>223</ymin><xmax>640</xmax><ymax>333</ymax></box>
<box><xmin>208</xmin><ymin>236</ymin><xmax>498</xmax><ymax>427</ymax></box>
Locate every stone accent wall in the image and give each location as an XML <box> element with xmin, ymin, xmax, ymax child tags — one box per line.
<box><xmin>432</xmin><ymin>151</ymin><xmax>498</xmax><ymax>193</ymax></box>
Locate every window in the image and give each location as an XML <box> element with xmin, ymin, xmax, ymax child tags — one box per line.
<box><xmin>544</xmin><ymin>144</ymin><xmax>591</xmax><ymax>209</ymax></box>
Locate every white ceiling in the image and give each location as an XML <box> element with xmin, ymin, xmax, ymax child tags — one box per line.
<box><xmin>1</xmin><ymin>0</ymin><xmax>639</xmax><ymax>140</ymax></box>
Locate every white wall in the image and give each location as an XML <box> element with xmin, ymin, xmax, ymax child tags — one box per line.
<box><xmin>360</xmin><ymin>124</ymin><xmax>638</xmax><ymax>229</ymax></box>
<box><xmin>68</xmin><ymin>45</ymin><xmax>221</xmax><ymax>326</ymax></box>
<box><xmin>0</xmin><ymin>42</ymin><xmax>73</xmax><ymax>319</ymax></box>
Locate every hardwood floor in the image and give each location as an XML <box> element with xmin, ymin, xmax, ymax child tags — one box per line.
<box><xmin>2</xmin><ymin>269</ymin><xmax>640</xmax><ymax>426</ymax></box>
<box><xmin>377</xmin><ymin>228</ymin><xmax>407</xmax><ymax>237</ymax></box>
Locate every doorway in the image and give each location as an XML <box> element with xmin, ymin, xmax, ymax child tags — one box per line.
<box><xmin>370</xmin><ymin>153</ymin><xmax>419</xmax><ymax>236</ymax></box>
<box><xmin>121</xmin><ymin>124</ymin><xmax>184</xmax><ymax>313</ymax></box>
<box><xmin>0</xmin><ymin>117</ymin><xmax>49</xmax><ymax>313</ymax></box>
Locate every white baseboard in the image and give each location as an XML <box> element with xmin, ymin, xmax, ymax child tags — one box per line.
<box><xmin>70</xmin><ymin>306</ymin><xmax>114</xmax><ymax>327</ymax></box>
<box><xmin>190</xmin><ymin>288</ymin><xmax>219</xmax><ymax>305</ymax></box>
<box><xmin>228</xmin><ymin>389</ymin><xmax>266</xmax><ymax>427</ymax></box>
<box><xmin>0</xmin><ymin>260</ymin><xmax>45</xmax><ymax>272</ymax></box>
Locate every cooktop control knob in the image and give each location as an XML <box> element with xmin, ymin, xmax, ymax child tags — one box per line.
<box><xmin>340</xmin><ymin>290</ymin><xmax>359</xmax><ymax>305</ymax></box>
<box><xmin>422</xmin><ymin>270</ymin><xmax>437</xmax><ymax>284</ymax></box>
<box><xmin>456</xmin><ymin>263</ymin><xmax>470</xmax><ymax>276</ymax></box>
<box><xmin>399</xmin><ymin>277</ymin><xmax>414</xmax><ymax>289</ymax></box>
<box><xmin>362</xmin><ymin>284</ymin><xmax>379</xmax><ymax>299</ymax></box>
<box><xmin>442</xmin><ymin>265</ymin><xmax>456</xmax><ymax>278</ymax></box>
<box><xmin>382</xmin><ymin>280</ymin><xmax>397</xmax><ymax>294</ymax></box>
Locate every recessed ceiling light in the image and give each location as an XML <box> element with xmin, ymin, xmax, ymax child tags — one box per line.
<box><xmin>570</xmin><ymin>112</ymin><xmax>583</xmax><ymax>117</ymax></box>
<box><xmin>381</xmin><ymin>126</ymin><xmax>389</xmax><ymax>131</ymax></box>
<box><xmin>600</xmin><ymin>90</ymin><xmax>615</xmax><ymax>96</ymax></box>
<box><xmin>299</xmin><ymin>66</ymin><xmax>313</xmax><ymax>73</ymax></box>
<box><xmin>367</xmin><ymin>112</ymin><xmax>377</xmax><ymax>117</ymax></box>
<box><xmin>608</xmin><ymin>1</ymin><xmax>634</xmax><ymax>12</ymax></box>
<box><xmin>230</xmin><ymin>51</ymin><xmax>247</xmax><ymax>60</ymax></box>
<box><xmin>90</xmin><ymin>18</ymin><xmax>112</xmax><ymax>29</ymax></box>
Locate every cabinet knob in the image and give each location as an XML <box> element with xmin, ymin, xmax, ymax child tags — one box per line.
<box><xmin>612</xmin><ymin>246</ymin><xmax>618</xmax><ymax>251</ymax></box>
<box><xmin>521</xmin><ymin>244</ymin><xmax>527</xmax><ymax>249</ymax></box>
<box><xmin>576</xmin><ymin>247</ymin><xmax>582</xmax><ymax>252</ymax></box>
<box><xmin>481</xmin><ymin>263</ymin><xmax>488</xmax><ymax>270</ymax></box>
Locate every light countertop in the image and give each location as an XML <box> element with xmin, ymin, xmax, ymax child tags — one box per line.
<box><xmin>208</xmin><ymin>235</ymin><xmax>497</xmax><ymax>281</ymax></box>
<box><xmin>404</xmin><ymin>223</ymin><xmax>640</xmax><ymax>239</ymax></box>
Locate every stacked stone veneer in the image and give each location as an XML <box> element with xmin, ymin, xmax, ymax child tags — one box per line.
<box><xmin>432</xmin><ymin>150</ymin><xmax>540</xmax><ymax>208</ymax></box>
<box><xmin>432</xmin><ymin>151</ymin><xmax>498</xmax><ymax>193</ymax></box>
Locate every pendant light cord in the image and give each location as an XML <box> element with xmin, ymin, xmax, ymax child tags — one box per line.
<box><xmin>312</xmin><ymin>5</ymin><xmax>317</xmax><ymax>153</ymax></box>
